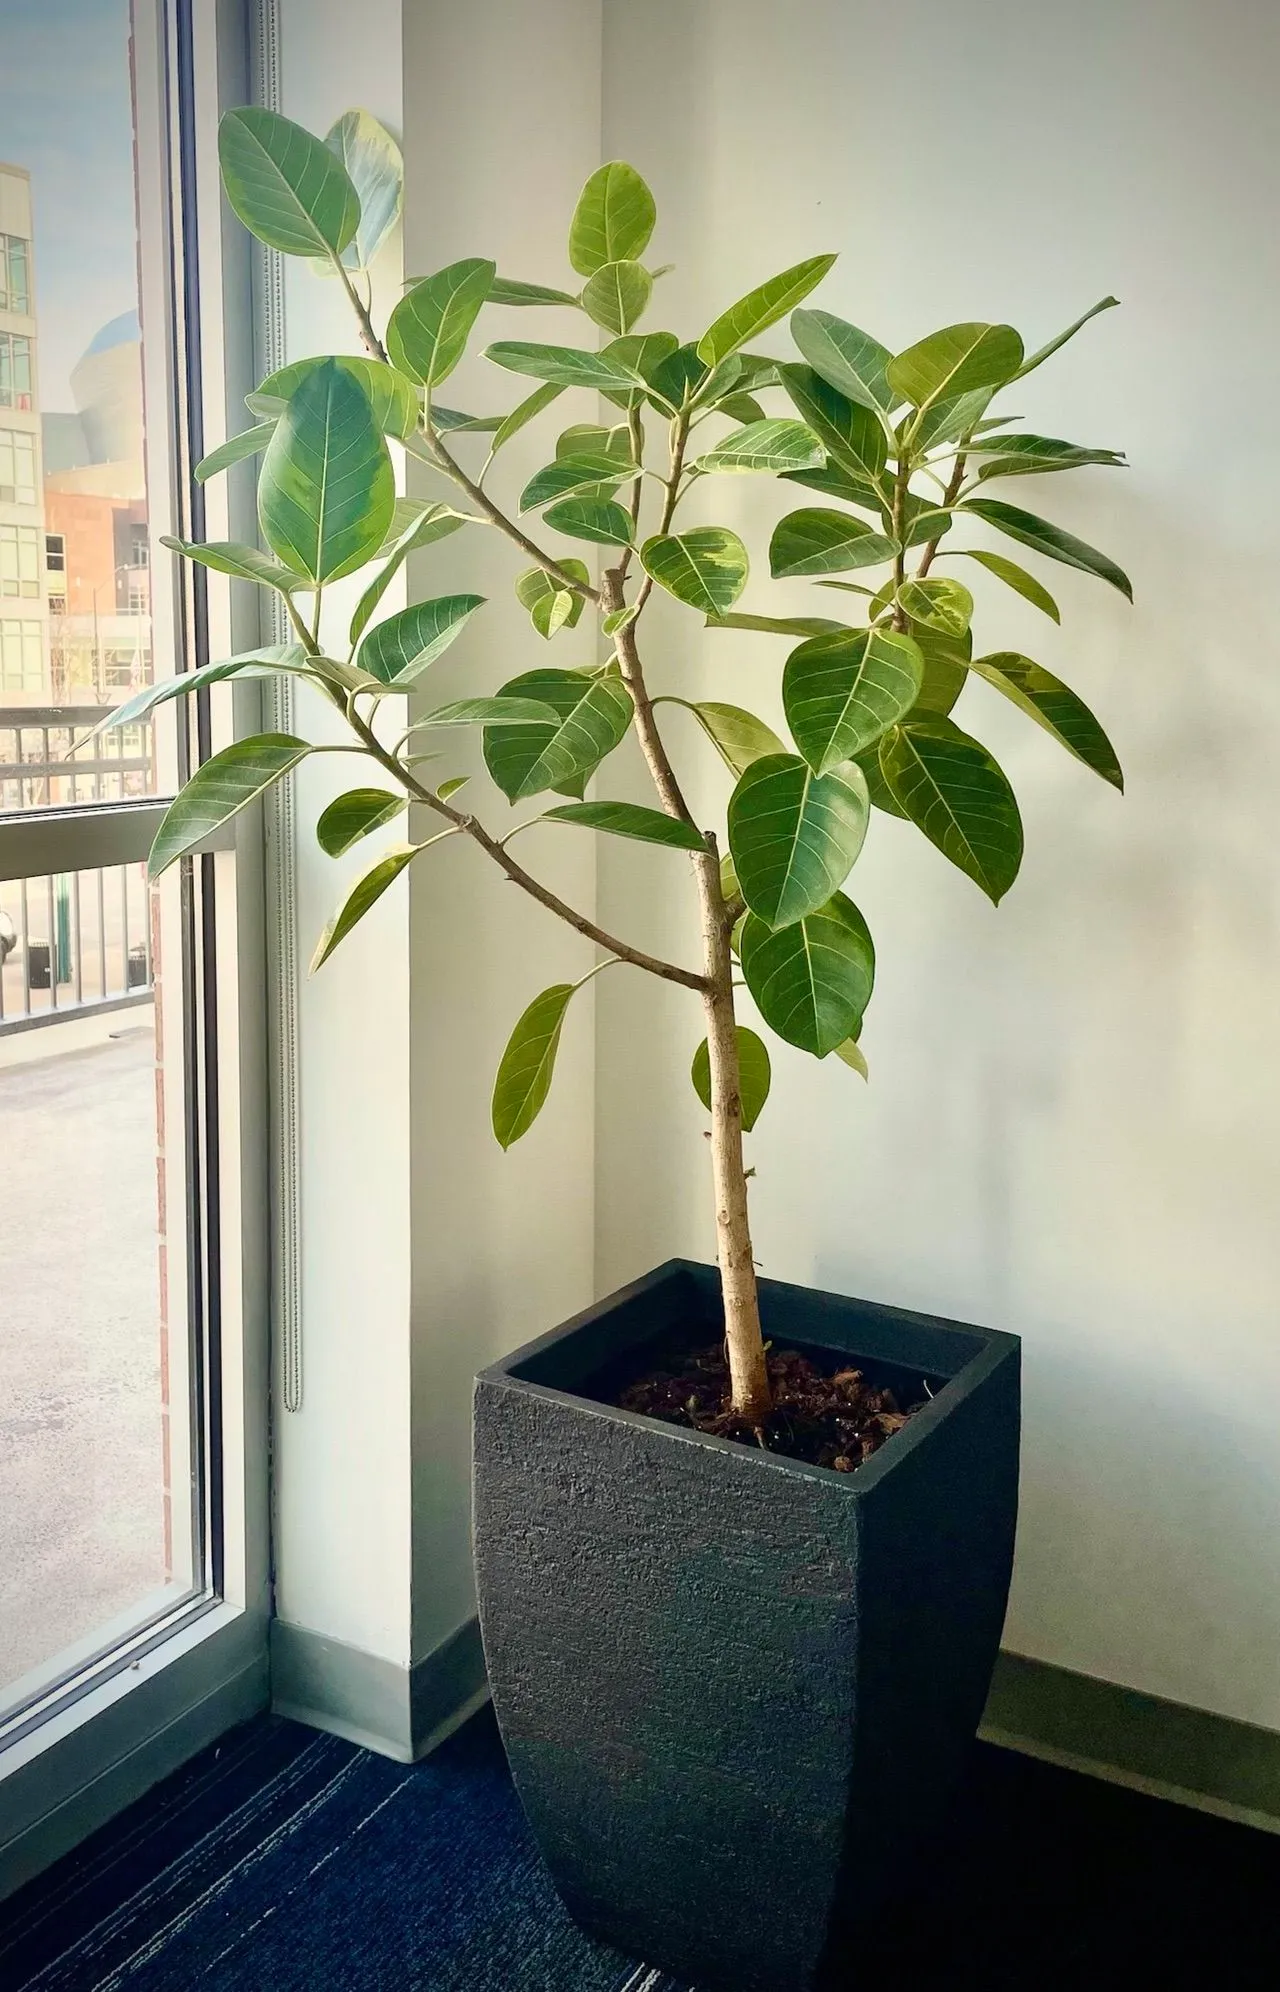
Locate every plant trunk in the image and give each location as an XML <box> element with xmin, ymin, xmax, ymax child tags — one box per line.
<box><xmin>695</xmin><ymin>849</ymin><xmax>772</xmax><ymax>1423</ymax></box>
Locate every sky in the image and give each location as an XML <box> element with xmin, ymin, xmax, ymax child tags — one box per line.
<box><xmin>0</xmin><ymin>0</ymin><xmax>139</xmax><ymax>409</ymax></box>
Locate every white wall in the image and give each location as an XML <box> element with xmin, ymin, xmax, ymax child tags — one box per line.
<box><xmin>594</xmin><ymin>0</ymin><xmax>1280</xmax><ymax>1731</ymax></box>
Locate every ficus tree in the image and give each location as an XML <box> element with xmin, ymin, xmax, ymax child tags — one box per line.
<box><xmin>111</xmin><ymin>106</ymin><xmax>1130</xmax><ymax>1428</ymax></box>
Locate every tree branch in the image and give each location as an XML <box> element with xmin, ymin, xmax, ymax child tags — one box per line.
<box><xmin>916</xmin><ymin>452</ymin><xmax>969</xmax><ymax>580</ymax></box>
<box><xmin>408</xmin><ymin>430</ymin><xmax>600</xmax><ymax>603</ymax></box>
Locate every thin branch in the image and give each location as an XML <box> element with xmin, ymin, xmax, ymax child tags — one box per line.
<box><xmin>916</xmin><ymin>452</ymin><xmax>969</xmax><ymax>580</ymax></box>
<box><xmin>410</xmin><ymin>429</ymin><xmax>601</xmax><ymax>603</ymax></box>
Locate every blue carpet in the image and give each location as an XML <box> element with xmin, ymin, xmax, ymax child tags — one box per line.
<box><xmin>0</xmin><ymin>1707</ymin><xmax>682</xmax><ymax>1991</ymax></box>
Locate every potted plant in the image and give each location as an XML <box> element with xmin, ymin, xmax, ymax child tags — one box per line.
<box><xmin>114</xmin><ymin>107</ymin><xmax>1130</xmax><ymax>1991</ymax></box>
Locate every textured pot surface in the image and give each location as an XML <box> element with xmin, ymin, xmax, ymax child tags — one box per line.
<box><xmin>473</xmin><ymin>1262</ymin><xmax>1019</xmax><ymax>1992</ymax></box>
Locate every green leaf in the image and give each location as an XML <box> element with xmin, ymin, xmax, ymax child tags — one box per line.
<box><xmin>258</xmin><ymin>358</ymin><xmax>394</xmax><ymax>583</ymax></box>
<box><xmin>783</xmin><ymin>628</ymin><xmax>924</xmax><ymax>773</ymax></box>
<box><xmin>312</xmin><ymin>843</ymin><xmax>418</xmax><ymax>971</ymax></box>
<box><xmin>316</xmin><ymin>786</ymin><xmax>408</xmax><ymax>856</ymax></box>
<box><xmin>969</xmin><ymin>433</ymin><xmax>1126</xmax><ymax>479</ymax></box>
<box><xmin>438</xmin><ymin>776</ymin><xmax>469</xmax><ymax>801</ymax></box>
<box><xmin>350</xmin><ymin>506</ymin><xmax>472</xmax><ymax>646</ymax></box>
<box><xmin>769</xmin><ymin>508</ymin><xmax>897</xmax><ymax>579</ymax></box>
<box><xmin>488</xmin><ymin>275</ymin><xmax>580</xmax><ymax>306</ymax></box>
<box><xmin>941</xmin><ymin>548</ymin><xmax>1060</xmax><ymax>623</ymax></box>
<box><xmin>326</xmin><ymin>109</ymin><xmax>402</xmax><ymax>270</ymax></box>
<box><xmin>697</xmin><ymin>254</ymin><xmax>837</xmax><ymax>367</ymax></box>
<box><xmin>543</xmin><ymin>496</ymin><xmax>634</xmax><ymax>545</ymax></box>
<box><xmin>912</xmin><ymin>388</ymin><xmax>994</xmax><ymax>454</ymax></box>
<box><xmin>687</xmin><ymin>701</ymin><xmax>787</xmax><ymax>777</ymax></box>
<box><xmin>388</xmin><ymin>258</ymin><xmax>496</xmax><ymax>388</ymax></box>
<box><xmin>148</xmin><ymin>734</ymin><xmax>310</xmax><ymax>879</ymax></box>
<box><xmin>489</xmin><ymin>381</ymin><xmax>565</xmax><ymax>455</ymax></box>
<box><xmin>159</xmin><ymin>535</ymin><xmax>306</xmax><ymax>593</ymax></box>
<box><xmin>969</xmin><ymin>652</ymin><xmax>1123</xmax><ymax>789</ymax></box>
<box><xmin>421</xmin><ymin>697</ymin><xmax>562</xmax><ymax>727</ymax></box>
<box><xmin>98</xmin><ymin>645</ymin><xmax>310</xmax><ymax>732</ymax></box>
<box><xmin>833</xmin><ymin>1037</ymin><xmax>869</xmax><ymax>1079</ymax></box>
<box><xmin>728</xmin><ymin>753</ymin><xmax>869</xmax><ymax>928</ymax></box>
<box><xmin>649</xmin><ymin>342</ymin><xmax>710</xmax><ymax>409</ymax></box>
<box><xmin>899</xmin><ymin>492</ymin><xmax>954</xmax><ymax>549</ymax></box>
<box><xmin>887</xmin><ymin>322</ymin><xmax>1024</xmax><ymax>414</ymax></box>
<box><xmin>515</xmin><ymin>562</ymin><xmax>589</xmax><ymax>638</ymax></box>
<box><xmin>542</xmin><ymin>800</ymin><xmax>707</xmax><ymax>850</ymax></box>
<box><xmin>1015</xmin><ymin>297</ymin><xmax>1118</xmax><ymax>379</ymax></box>
<box><xmin>519</xmin><ymin>452</ymin><xmax>634</xmax><ymax>512</ymax></box>
<box><xmin>693</xmin><ymin>419</ymin><xmax>823</xmax><ymax>475</ymax></box>
<box><xmin>603</xmin><ymin>332</ymin><xmax>681</xmax><ymax>390</ymax></box>
<box><xmin>691</xmin><ymin>1026</ymin><xmax>772</xmax><ymax>1131</ymax></box>
<box><xmin>484</xmin><ymin>341</ymin><xmax>643</xmax><ymax>393</ymax></box>
<box><xmin>705</xmin><ymin>611</ymin><xmax>845</xmax><ymax>639</ymax></box>
<box><xmin>357</xmin><ymin>593</ymin><xmax>486</xmax><ymax>685</ymax></box>
<box><xmin>895</xmin><ymin>576</ymin><xmax>973</xmax><ymax>637</ymax></box>
<box><xmin>961</xmin><ymin>498</ymin><xmax>1133</xmax><ymax>600</ymax></box>
<box><xmin>856</xmin><ymin>744</ymin><xmax>907</xmax><ymax>818</ymax></box>
<box><xmin>569</xmin><ymin>162</ymin><xmax>656</xmax><ymax>278</ymax></box>
<box><xmin>429</xmin><ymin>406</ymin><xmax>500</xmax><ymax>432</ymax></box>
<box><xmin>602</xmin><ymin>604</ymin><xmax>638</xmax><ymax>636</ymax></box>
<box><xmin>716</xmin><ymin>392</ymin><xmax>768</xmax><ymax>425</ymax></box>
<box><xmin>217</xmin><ymin>106</ymin><xmax>358</xmax><ymax>259</ymax></box>
<box><xmin>776</xmin><ymin>365</ymin><xmax>889</xmax><ymax>489</ymax></box>
<box><xmin>492</xmin><ymin>984</ymin><xmax>577</xmax><ymax>1148</ymax></box>
<box><xmin>248</xmin><ymin>354</ymin><xmax>420</xmax><ymax>439</ymax></box>
<box><xmin>483</xmin><ymin>668</ymin><xmax>633</xmax><ymax>801</ymax></box>
<box><xmin>789</xmin><ymin>309</ymin><xmax>894</xmax><ymax>414</ymax></box>
<box><xmin>879</xmin><ymin>716</ymin><xmax>1023</xmax><ymax>902</ymax></box>
<box><xmin>195</xmin><ymin>423</ymin><xmax>275</xmax><ymax>483</ymax></box>
<box><xmin>581</xmin><ymin>259</ymin><xmax>653</xmax><ymax>336</ymax></box>
<box><xmin>740</xmin><ymin>892</ymin><xmax>874</xmax><ymax>1056</ymax></box>
<box><xmin>641</xmin><ymin>527</ymin><xmax>748</xmax><ymax>613</ymax></box>
<box><xmin>782</xmin><ymin>461</ymin><xmax>883</xmax><ymax>510</ymax></box>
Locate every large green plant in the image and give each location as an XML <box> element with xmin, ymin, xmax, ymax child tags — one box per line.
<box><xmin>118</xmin><ymin>108</ymin><xmax>1130</xmax><ymax>1423</ymax></box>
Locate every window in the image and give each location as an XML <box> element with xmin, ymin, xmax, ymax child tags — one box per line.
<box><xmin>0</xmin><ymin>523</ymin><xmax>39</xmax><ymax>597</ymax></box>
<box><xmin>44</xmin><ymin>532</ymin><xmax>64</xmax><ymax>575</ymax></box>
<box><xmin>0</xmin><ymin>333</ymin><xmax>33</xmax><ymax>410</ymax></box>
<box><xmin>0</xmin><ymin>618</ymin><xmax>42</xmax><ymax>693</ymax></box>
<box><xmin>0</xmin><ymin>234</ymin><xmax>30</xmax><ymax>314</ymax></box>
<box><xmin>0</xmin><ymin>427</ymin><xmax>36</xmax><ymax>505</ymax></box>
<box><xmin>130</xmin><ymin>526</ymin><xmax>149</xmax><ymax>568</ymax></box>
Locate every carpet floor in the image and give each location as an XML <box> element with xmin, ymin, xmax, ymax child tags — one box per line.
<box><xmin>3</xmin><ymin>1701</ymin><xmax>1280</xmax><ymax>1989</ymax></box>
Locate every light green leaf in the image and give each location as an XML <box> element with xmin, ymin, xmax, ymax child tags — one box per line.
<box><xmin>887</xmin><ymin>322</ymin><xmax>1024</xmax><ymax>414</ymax></box>
<box><xmin>160</xmin><ymin>535</ymin><xmax>305</xmax><ymax>593</ymax></box>
<box><xmin>879</xmin><ymin>716</ymin><xmax>1023</xmax><ymax>902</ymax></box>
<box><xmin>387</xmin><ymin>258</ymin><xmax>496</xmax><ymax>388</ymax></box>
<box><xmin>696</xmin><ymin>254</ymin><xmax>837</xmax><ymax>367</ymax></box>
<box><xmin>327</xmin><ymin>109</ymin><xmax>402</xmax><ymax>270</ymax></box>
<box><xmin>543</xmin><ymin>496</ymin><xmax>634</xmax><ymax>545</ymax></box>
<box><xmin>515</xmin><ymin>561</ymin><xmax>589</xmax><ymax>639</ymax></box>
<box><xmin>769</xmin><ymin>508</ymin><xmax>897</xmax><ymax>579</ymax></box>
<box><xmin>483</xmin><ymin>668</ymin><xmax>633</xmax><ymax>801</ymax></box>
<box><xmin>429</xmin><ymin>406</ymin><xmax>500</xmax><ymax>432</ymax></box>
<box><xmin>896</xmin><ymin>576</ymin><xmax>973</xmax><ymax>637</ymax></box>
<box><xmin>602</xmin><ymin>604</ymin><xmax>638</xmax><ymax>636</ymax></box>
<box><xmin>969</xmin><ymin>652</ymin><xmax>1123</xmax><ymax>789</ymax></box>
<box><xmin>438</xmin><ymin>776</ymin><xmax>469</xmax><ymax>801</ymax></box>
<box><xmin>217</xmin><ymin>106</ymin><xmax>358</xmax><ymax>258</ymax></box>
<box><xmin>316</xmin><ymin>786</ymin><xmax>408</xmax><ymax>856</ymax></box>
<box><xmin>568</xmin><ymin>162</ymin><xmax>656</xmax><ymax>277</ymax></box>
<box><xmin>488</xmin><ymin>275</ymin><xmax>580</xmax><ymax>306</ymax></box>
<box><xmin>728</xmin><ymin>753</ymin><xmax>869</xmax><ymax>928</ymax></box>
<box><xmin>693</xmin><ymin>419</ymin><xmax>823</xmax><ymax>475</ymax></box>
<box><xmin>783</xmin><ymin>628</ymin><xmax>924</xmax><ymax>772</ymax></box>
<box><xmin>1015</xmin><ymin>297</ymin><xmax>1118</xmax><ymax>379</ymax></box>
<box><xmin>421</xmin><ymin>697</ymin><xmax>562</xmax><ymax>727</ymax></box>
<box><xmin>484</xmin><ymin>341</ymin><xmax>643</xmax><ymax>393</ymax></box>
<box><xmin>258</xmin><ymin>359</ymin><xmax>394</xmax><ymax>583</ymax></box>
<box><xmin>97</xmin><ymin>645</ymin><xmax>310</xmax><ymax>733</ymax></box>
<box><xmin>789</xmin><ymin>309</ymin><xmax>894</xmax><ymax>414</ymax></box>
<box><xmin>716</xmin><ymin>392</ymin><xmax>768</xmax><ymax>425</ymax></box>
<box><xmin>910</xmin><ymin>625</ymin><xmax>972</xmax><ymax>717</ymax></box>
<box><xmin>691</xmin><ymin>1026</ymin><xmax>772</xmax><ymax>1131</ymax></box>
<box><xmin>149</xmin><ymin>734</ymin><xmax>310</xmax><ymax>879</ymax></box>
<box><xmin>603</xmin><ymin>332</ymin><xmax>681</xmax><ymax>390</ymax></box>
<box><xmin>941</xmin><ymin>548</ymin><xmax>1060</xmax><ymax>623</ymax></box>
<box><xmin>312</xmin><ymin>843</ymin><xmax>418</xmax><ymax>971</ymax></box>
<box><xmin>970</xmin><ymin>433</ymin><xmax>1126</xmax><ymax>479</ymax></box>
<box><xmin>489</xmin><ymin>381</ymin><xmax>565</xmax><ymax>456</ymax></box>
<box><xmin>195</xmin><ymin>423</ymin><xmax>275</xmax><ymax>483</ymax></box>
<box><xmin>555</xmin><ymin>422</ymin><xmax>623</xmax><ymax>458</ymax></box>
<box><xmin>350</xmin><ymin>505</ymin><xmax>473</xmax><ymax>647</ymax></box>
<box><xmin>492</xmin><ymin>983</ymin><xmax>578</xmax><ymax>1147</ymax></box>
<box><xmin>542</xmin><ymin>800</ymin><xmax>707</xmax><ymax>850</ymax></box>
<box><xmin>961</xmin><ymin>497</ymin><xmax>1133</xmax><ymax>600</ymax></box>
<box><xmin>781</xmin><ymin>461</ymin><xmax>882</xmax><ymax>509</ymax></box>
<box><xmin>705</xmin><ymin>611</ymin><xmax>846</xmax><ymax>639</ymax></box>
<box><xmin>356</xmin><ymin>593</ymin><xmax>486</xmax><ymax>684</ymax></box>
<box><xmin>740</xmin><ymin>892</ymin><xmax>874</xmax><ymax>1055</ymax></box>
<box><xmin>519</xmin><ymin>452</ymin><xmax>635</xmax><ymax>512</ymax></box>
<box><xmin>581</xmin><ymin>259</ymin><xmax>653</xmax><ymax>336</ymax></box>
<box><xmin>248</xmin><ymin>354</ymin><xmax>420</xmax><ymax>439</ymax></box>
<box><xmin>641</xmin><ymin>527</ymin><xmax>748</xmax><ymax>614</ymax></box>
<box><xmin>687</xmin><ymin>701</ymin><xmax>788</xmax><ymax>778</ymax></box>
<box><xmin>834</xmin><ymin>1037</ymin><xmax>869</xmax><ymax>1079</ymax></box>
<box><xmin>912</xmin><ymin>387</ymin><xmax>994</xmax><ymax>454</ymax></box>
<box><xmin>776</xmin><ymin>364</ymin><xmax>889</xmax><ymax>489</ymax></box>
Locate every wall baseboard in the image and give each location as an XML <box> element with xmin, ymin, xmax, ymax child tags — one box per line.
<box><xmin>269</xmin><ymin>1616</ymin><xmax>488</xmax><ymax>1764</ymax></box>
<box><xmin>982</xmin><ymin>1650</ymin><xmax>1280</xmax><ymax>1836</ymax></box>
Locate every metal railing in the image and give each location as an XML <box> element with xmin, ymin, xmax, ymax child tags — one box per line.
<box><xmin>0</xmin><ymin>705</ymin><xmax>154</xmax><ymax>813</ymax></box>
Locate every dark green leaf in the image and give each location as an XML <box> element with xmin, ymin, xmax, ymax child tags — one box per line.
<box><xmin>693</xmin><ymin>419</ymin><xmax>823</xmax><ymax>474</ymax></box>
<box><xmin>492</xmin><ymin>983</ymin><xmax>577</xmax><ymax>1147</ymax></box>
<box><xmin>217</xmin><ymin>106</ymin><xmax>358</xmax><ymax>258</ymax></box>
<box><xmin>195</xmin><ymin>423</ymin><xmax>275</xmax><ymax>483</ymax></box>
<box><xmin>879</xmin><ymin>716</ymin><xmax>1023</xmax><ymax>902</ymax></box>
<box><xmin>542</xmin><ymin>800</ymin><xmax>707</xmax><ymax>849</ymax></box>
<box><xmin>1015</xmin><ymin>297</ymin><xmax>1118</xmax><ymax>379</ymax></box>
<box><xmin>326</xmin><ymin>109</ymin><xmax>402</xmax><ymax>270</ymax></box>
<box><xmin>697</xmin><ymin>254</ymin><xmax>837</xmax><ymax>367</ymax></box>
<box><xmin>912</xmin><ymin>387</ymin><xmax>994</xmax><ymax>453</ymax></box>
<box><xmin>258</xmin><ymin>359</ymin><xmax>395</xmax><ymax>583</ymax></box>
<box><xmin>489</xmin><ymin>381</ymin><xmax>565</xmax><ymax>455</ymax></box>
<box><xmin>603</xmin><ymin>332</ymin><xmax>681</xmax><ymax>388</ymax></box>
<box><xmin>776</xmin><ymin>363</ymin><xmax>889</xmax><ymax>488</ymax></box>
<box><xmin>790</xmin><ymin>309</ymin><xmax>894</xmax><ymax>414</ymax></box>
<box><xmin>149</xmin><ymin>734</ymin><xmax>310</xmax><ymax>879</ymax></box>
<box><xmin>312</xmin><ymin>843</ymin><xmax>418</xmax><ymax>971</ymax></box>
<box><xmin>350</xmin><ymin>505</ymin><xmax>472</xmax><ymax>646</ymax></box>
<box><xmin>569</xmin><ymin>162</ymin><xmax>656</xmax><ymax>278</ymax></box>
<box><xmin>483</xmin><ymin>668</ymin><xmax>632</xmax><ymax>801</ymax></box>
<box><xmin>941</xmin><ymin>549</ymin><xmax>1060</xmax><ymax>623</ymax></box>
<box><xmin>969</xmin><ymin>433</ymin><xmax>1126</xmax><ymax>478</ymax></box>
<box><xmin>581</xmin><ymin>259</ymin><xmax>653</xmax><ymax>336</ymax></box>
<box><xmin>961</xmin><ymin>497</ymin><xmax>1133</xmax><ymax>600</ymax></box>
<box><xmin>910</xmin><ymin>625</ymin><xmax>972</xmax><ymax>716</ymax></box>
<box><xmin>387</xmin><ymin>258</ymin><xmax>496</xmax><ymax>388</ymax></box>
<box><xmin>716</xmin><ymin>392</ymin><xmax>768</xmax><ymax>424</ymax></box>
<box><xmin>888</xmin><ymin>322</ymin><xmax>1024</xmax><ymax>413</ymax></box>
<box><xmin>728</xmin><ymin>753</ymin><xmax>869</xmax><ymax>928</ymax></box>
<box><xmin>691</xmin><ymin>1026</ymin><xmax>772</xmax><ymax>1131</ymax></box>
<box><xmin>316</xmin><ymin>786</ymin><xmax>408</xmax><ymax>856</ymax></box>
<box><xmin>488</xmin><ymin>275</ymin><xmax>580</xmax><ymax>306</ymax></box>
<box><xmin>484</xmin><ymin>341</ymin><xmax>643</xmax><ymax>393</ymax></box>
<box><xmin>98</xmin><ymin>645</ymin><xmax>309</xmax><ymax>733</ymax></box>
<box><xmin>649</xmin><ymin>341</ymin><xmax>710</xmax><ymax>408</ymax></box>
<box><xmin>705</xmin><ymin>611</ymin><xmax>845</xmax><ymax>638</ymax></box>
<box><xmin>856</xmin><ymin>744</ymin><xmax>907</xmax><ymax>818</ymax></box>
<box><xmin>781</xmin><ymin>460</ymin><xmax>883</xmax><ymax>510</ymax></box>
<box><xmin>969</xmin><ymin>652</ymin><xmax>1123</xmax><ymax>788</ymax></box>
<box><xmin>896</xmin><ymin>576</ymin><xmax>973</xmax><ymax>636</ymax></box>
<box><xmin>641</xmin><ymin>527</ymin><xmax>749</xmax><ymax>613</ymax></box>
<box><xmin>248</xmin><ymin>354</ymin><xmax>420</xmax><ymax>439</ymax></box>
<box><xmin>160</xmin><ymin>535</ymin><xmax>304</xmax><ymax>592</ymax></box>
<box><xmin>357</xmin><ymin>593</ymin><xmax>485</xmax><ymax>684</ymax></box>
<box><xmin>543</xmin><ymin>496</ymin><xmax>634</xmax><ymax>545</ymax></box>
<box><xmin>740</xmin><ymin>892</ymin><xmax>874</xmax><ymax>1055</ymax></box>
<box><xmin>769</xmin><ymin>508</ymin><xmax>896</xmax><ymax>578</ymax></box>
<box><xmin>783</xmin><ymin>628</ymin><xmax>924</xmax><ymax>772</ymax></box>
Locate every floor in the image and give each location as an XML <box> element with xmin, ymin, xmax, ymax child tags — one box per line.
<box><xmin>4</xmin><ymin>1700</ymin><xmax>1280</xmax><ymax>1990</ymax></box>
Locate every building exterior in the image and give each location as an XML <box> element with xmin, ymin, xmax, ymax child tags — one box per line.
<box><xmin>0</xmin><ymin>162</ymin><xmax>48</xmax><ymax>701</ymax></box>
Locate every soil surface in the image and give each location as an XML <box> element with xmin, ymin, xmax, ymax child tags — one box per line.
<box><xmin>615</xmin><ymin>1339</ymin><xmax>929</xmax><ymax>1472</ymax></box>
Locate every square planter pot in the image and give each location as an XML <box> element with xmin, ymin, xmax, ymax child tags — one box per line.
<box><xmin>474</xmin><ymin>1260</ymin><xmax>1019</xmax><ymax>1992</ymax></box>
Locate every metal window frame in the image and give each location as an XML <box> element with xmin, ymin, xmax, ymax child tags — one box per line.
<box><xmin>0</xmin><ymin>0</ymin><xmax>270</xmax><ymax>1901</ymax></box>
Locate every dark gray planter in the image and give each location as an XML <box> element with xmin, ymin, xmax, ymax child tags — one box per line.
<box><xmin>473</xmin><ymin>1260</ymin><xmax>1019</xmax><ymax>1992</ymax></box>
